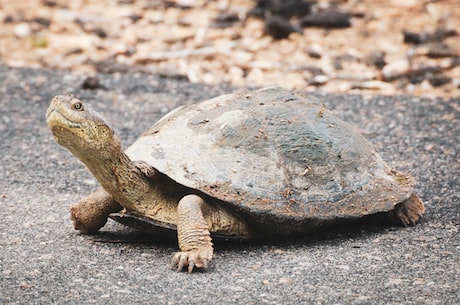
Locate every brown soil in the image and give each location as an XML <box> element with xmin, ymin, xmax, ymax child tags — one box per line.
<box><xmin>1</xmin><ymin>0</ymin><xmax>459</xmax><ymax>98</ymax></box>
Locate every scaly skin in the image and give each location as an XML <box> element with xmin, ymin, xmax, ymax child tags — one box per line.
<box><xmin>46</xmin><ymin>95</ymin><xmax>238</xmax><ymax>272</ymax></box>
<box><xmin>46</xmin><ymin>93</ymin><xmax>424</xmax><ymax>273</ymax></box>
<box><xmin>70</xmin><ymin>188</ymin><xmax>122</xmax><ymax>234</ymax></box>
<box><xmin>389</xmin><ymin>194</ymin><xmax>425</xmax><ymax>226</ymax></box>
<box><xmin>172</xmin><ymin>195</ymin><xmax>214</xmax><ymax>273</ymax></box>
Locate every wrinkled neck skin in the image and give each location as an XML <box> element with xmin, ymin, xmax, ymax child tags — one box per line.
<box><xmin>74</xmin><ymin>136</ymin><xmax>154</xmax><ymax>210</ymax></box>
<box><xmin>70</xmin><ymin>133</ymin><xmax>182</xmax><ymax>226</ymax></box>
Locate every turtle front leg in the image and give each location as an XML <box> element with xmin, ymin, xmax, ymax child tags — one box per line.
<box><xmin>70</xmin><ymin>188</ymin><xmax>122</xmax><ymax>234</ymax></box>
<box><xmin>171</xmin><ymin>194</ymin><xmax>213</xmax><ymax>273</ymax></box>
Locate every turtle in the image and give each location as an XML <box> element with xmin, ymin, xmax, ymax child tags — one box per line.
<box><xmin>46</xmin><ymin>87</ymin><xmax>424</xmax><ymax>272</ymax></box>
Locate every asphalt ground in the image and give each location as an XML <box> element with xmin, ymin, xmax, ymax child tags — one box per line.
<box><xmin>0</xmin><ymin>64</ymin><xmax>458</xmax><ymax>304</ymax></box>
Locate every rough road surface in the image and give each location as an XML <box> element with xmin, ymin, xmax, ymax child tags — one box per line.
<box><xmin>0</xmin><ymin>65</ymin><xmax>458</xmax><ymax>304</ymax></box>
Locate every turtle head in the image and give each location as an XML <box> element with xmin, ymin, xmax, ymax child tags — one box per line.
<box><xmin>46</xmin><ymin>95</ymin><xmax>120</xmax><ymax>160</ymax></box>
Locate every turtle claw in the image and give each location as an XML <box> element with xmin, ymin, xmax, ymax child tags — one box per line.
<box><xmin>170</xmin><ymin>249</ymin><xmax>212</xmax><ymax>273</ymax></box>
<box><xmin>392</xmin><ymin>194</ymin><xmax>425</xmax><ymax>226</ymax></box>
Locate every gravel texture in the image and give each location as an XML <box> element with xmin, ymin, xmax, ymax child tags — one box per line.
<box><xmin>0</xmin><ymin>64</ymin><xmax>458</xmax><ymax>304</ymax></box>
<box><xmin>1</xmin><ymin>0</ymin><xmax>459</xmax><ymax>98</ymax></box>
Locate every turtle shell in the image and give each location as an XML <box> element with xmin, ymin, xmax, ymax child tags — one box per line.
<box><xmin>125</xmin><ymin>87</ymin><xmax>414</xmax><ymax>228</ymax></box>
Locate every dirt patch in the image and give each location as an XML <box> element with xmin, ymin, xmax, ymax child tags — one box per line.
<box><xmin>0</xmin><ymin>0</ymin><xmax>458</xmax><ymax>98</ymax></box>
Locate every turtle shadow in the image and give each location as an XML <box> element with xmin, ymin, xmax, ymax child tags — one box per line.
<box><xmin>215</xmin><ymin>212</ymin><xmax>418</xmax><ymax>252</ymax></box>
<box><xmin>82</xmin><ymin>212</ymin><xmax>415</xmax><ymax>252</ymax></box>
<box><xmin>82</xmin><ymin>220</ymin><xmax>178</xmax><ymax>248</ymax></box>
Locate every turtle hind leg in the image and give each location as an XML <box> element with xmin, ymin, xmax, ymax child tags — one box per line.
<box><xmin>170</xmin><ymin>194</ymin><xmax>213</xmax><ymax>273</ymax></box>
<box><xmin>388</xmin><ymin>194</ymin><xmax>425</xmax><ymax>226</ymax></box>
<box><xmin>70</xmin><ymin>188</ymin><xmax>122</xmax><ymax>234</ymax></box>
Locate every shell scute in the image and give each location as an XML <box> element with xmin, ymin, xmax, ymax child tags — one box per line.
<box><xmin>126</xmin><ymin>87</ymin><xmax>414</xmax><ymax>221</ymax></box>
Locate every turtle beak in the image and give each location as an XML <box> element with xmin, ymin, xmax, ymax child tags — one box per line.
<box><xmin>46</xmin><ymin>97</ymin><xmax>57</xmax><ymax>121</ymax></box>
<box><xmin>46</xmin><ymin>96</ymin><xmax>64</xmax><ymax>125</ymax></box>
<box><xmin>46</xmin><ymin>108</ymin><xmax>57</xmax><ymax>123</ymax></box>
<box><xmin>46</xmin><ymin>104</ymin><xmax>68</xmax><ymax>130</ymax></box>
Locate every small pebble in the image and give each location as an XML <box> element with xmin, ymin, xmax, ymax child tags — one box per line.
<box><xmin>14</xmin><ymin>23</ymin><xmax>31</xmax><ymax>37</ymax></box>
<box><xmin>265</xmin><ymin>15</ymin><xmax>301</xmax><ymax>39</ymax></box>
<box><xmin>81</xmin><ymin>76</ymin><xmax>105</xmax><ymax>90</ymax></box>
<box><xmin>307</xmin><ymin>44</ymin><xmax>323</xmax><ymax>58</ymax></box>
<box><xmin>428</xmin><ymin>75</ymin><xmax>451</xmax><ymax>87</ymax></box>
<box><xmin>382</xmin><ymin>59</ymin><xmax>410</xmax><ymax>81</ymax></box>
<box><xmin>311</xmin><ymin>74</ymin><xmax>329</xmax><ymax>85</ymax></box>
<box><xmin>299</xmin><ymin>9</ymin><xmax>352</xmax><ymax>28</ymax></box>
<box><xmin>365</xmin><ymin>51</ymin><xmax>386</xmax><ymax>69</ymax></box>
<box><xmin>32</xmin><ymin>17</ymin><xmax>51</xmax><ymax>27</ymax></box>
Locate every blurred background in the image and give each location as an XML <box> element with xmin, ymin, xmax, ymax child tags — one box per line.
<box><xmin>0</xmin><ymin>0</ymin><xmax>459</xmax><ymax>97</ymax></box>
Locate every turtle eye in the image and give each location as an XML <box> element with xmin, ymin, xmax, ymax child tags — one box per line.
<box><xmin>71</xmin><ymin>101</ymin><xmax>84</xmax><ymax>111</ymax></box>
